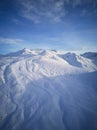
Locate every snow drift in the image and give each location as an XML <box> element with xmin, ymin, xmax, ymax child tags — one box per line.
<box><xmin>0</xmin><ymin>49</ymin><xmax>97</xmax><ymax>130</ymax></box>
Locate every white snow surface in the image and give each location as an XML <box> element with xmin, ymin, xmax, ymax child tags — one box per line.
<box><xmin>0</xmin><ymin>49</ymin><xmax>97</xmax><ymax>130</ymax></box>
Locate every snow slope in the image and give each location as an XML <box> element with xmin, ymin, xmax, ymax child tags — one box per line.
<box><xmin>0</xmin><ymin>49</ymin><xmax>97</xmax><ymax>130</ymax></box>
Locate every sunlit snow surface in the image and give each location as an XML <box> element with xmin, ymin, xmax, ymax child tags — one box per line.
<box><xmin>0</xmin><ymin>49</ymin><xmax>97</xmax><ymax>130</ymax></box>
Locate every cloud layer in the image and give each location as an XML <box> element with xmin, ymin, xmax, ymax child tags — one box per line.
<box><xmin>17</xmin><ymin>0</ymin><xmax>65</xmax><ymax>23</ymax></box>
<box><xmin>15</xmin><ymin>0</ymin><xmax>97</xmax><ymax>23</ymax></box>
<box><xmin>0</xmin><ymin>37</ymin><xmax>23</xmax><ymax>44</ymax></box>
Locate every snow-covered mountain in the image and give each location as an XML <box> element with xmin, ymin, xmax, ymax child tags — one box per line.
<box><xmin>0</xmin><ymin>49</ymin><xmax>97</xmax><ymax>130</ymax></box>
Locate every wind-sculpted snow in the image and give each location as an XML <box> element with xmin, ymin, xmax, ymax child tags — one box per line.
<box><xmin>0</xmin><ymin>49</ymin><xmax>97</xmax><ymax>130</ymax></box>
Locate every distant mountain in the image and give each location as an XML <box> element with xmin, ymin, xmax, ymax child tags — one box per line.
<box><xmin>81</xmin><ymin>52</ymin><xmax>97</xmax><ymax>59</ymax></box>
<box><xmin>0</xmin><ymin>49</ymin><xmax>97</xmax><ymax>130</ymax></box>
<box><xmin>81</xmin><ymin>52</ymin><xmax>97</xmax><ymax>66</ymax></box>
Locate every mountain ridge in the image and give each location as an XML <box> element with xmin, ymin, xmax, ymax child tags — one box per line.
<box><xmin>0</xmin><ymin>49</ymin><xmax>97</xmax><ymax>130</ymax></box>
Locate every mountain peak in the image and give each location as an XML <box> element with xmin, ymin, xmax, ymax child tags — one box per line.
<box><xmin>21</xmin><ymin>48</ymin><xmax>32</xmax><ymax>54</ymax></box>
<box><xmin>6</xmin><ymin>48</ymin><xmax>33</xmax><ymax>56</ymax></box>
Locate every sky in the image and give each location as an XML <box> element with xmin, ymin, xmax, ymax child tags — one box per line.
<box><xmin>0</xmin><ymin>0</ymin><xmax>97</xmax><ymax>54</ymax></box>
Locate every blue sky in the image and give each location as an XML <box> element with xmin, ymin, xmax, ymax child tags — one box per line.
<box><xmin>0</xmin><ymin>0</ymin><xmax>97</xmax><ymax>54</ymax></box>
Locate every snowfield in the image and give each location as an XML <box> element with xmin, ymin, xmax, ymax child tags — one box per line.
<box><xmin>0</xmin><ymin>48</ymin><xmax>97</xmax><ymax>130</ymax></box>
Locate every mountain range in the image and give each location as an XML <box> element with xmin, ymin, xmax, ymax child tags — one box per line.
<box><xmin>0</xmin><ymin>49</ymin><xmax>97</xmax><ymax>130</ymax></box>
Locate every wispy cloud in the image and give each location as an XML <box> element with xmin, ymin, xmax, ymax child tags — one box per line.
<box><xmin>15</xmin><ymin>0</ymin><xmax>97</xmax><ymax>23</ymax></box>
<box><xmin>16</xmin><ymin>0</ymin><xmax>67</xmax><ymax>23</ymax></box>
<box><xmin>12</xmin><ymin>18</ymin><xmax>22</xmax><ymax>25</ymax></box>
<box><xmin>72</xmin><ymin>0</ymin><xmax>97</xmax><ymax>7</ymax></box>
<box><xmin>0</xmin><ymin>37</ymin><xmax>24</xmax><ymax>44</ymax></box>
